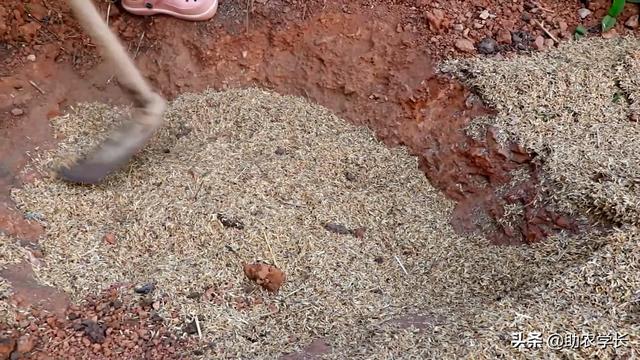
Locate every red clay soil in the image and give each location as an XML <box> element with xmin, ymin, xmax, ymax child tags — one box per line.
<box><xmin>0</xmin><ymin>284</ymin><xmax>200</xmax><ymax>359</ymax></box>
<box><xmin>1</xmin><ymin>0</ymin><xmax>638</xmax><ymax>358</ymax></box>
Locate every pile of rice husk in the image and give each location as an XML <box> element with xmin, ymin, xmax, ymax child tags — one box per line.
<box><xmin>440</xmin><ymin>36</ymin><xmax>640</xmax><ymax>228</ymax></box>
<box><xmin>0</xmin><ymin>235</ymin><xmax>28</xmax><ymax>325</ymax></box>
<box><xmin>3</xmin><ymin>84</ymin><xmax>638</xmax><ymax>358</ymax></box>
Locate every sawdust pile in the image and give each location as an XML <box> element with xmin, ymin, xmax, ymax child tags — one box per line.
<box><xmin>440</xmin><ymin>37</ymin><xmax>640</xmax><ymax>227</ymax></box>
<box><xmin>4</xmin><ymin>87</ymin><xmax>639</xmax><ymax>358</ymax></box>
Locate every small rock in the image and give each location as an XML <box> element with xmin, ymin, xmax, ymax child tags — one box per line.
<box><xmin>0</xmin><ymin>337</ymin><xmax>16</xmax><ymax>359</ymax></box>
<box><xmin>534</xmin><ymin>35</ymin><xmax>545</xmax><ymax>50</ymax></box>
<box><xmin>544</xmin><ymin>38</ymin><xmax>555</xmax><ymax>48</ymax></box>
<box><xmin>454</xmin><ymin>38</ymin><xmax>476</xmax><ymax>53</ymax></box>
<box><xmin>452</xmin><ymin>23</ymin><xmax>464</xmax><ymax>32</ymax></box>
<box><xmin>11</xmin><ymin>108</ymin><xmax>24</xmax><ymax>116</ymax></box>
<box><xmin>26</xmin><ymin>54</ymin><xmax>36</xmax><ymax>62</ymax></box>
<box><xmin>274</xmin><ymin>146</ymin><xmax>286</xmax><ymax>155</ymax></box>
<box><xmin>625</xmin><ymin>15</ymin><xmax>639</xmax><ymax>29</ymax></box>
<box><xmin>578</xmin><ymin>8</ymin><xmax>592</xmax><ymax>19</ymax></box>
<box><xmin>425</xmin><ymin>9</ymin><xmax>444</xmax><ymax>32</ymax></box>
<box><xmin>134</xmin><ymin>283</ymin><xmax>155</xmax><ymax>295</ymax></box>
<box><xmin>479</xmin><ymin>9</ymin><xmax>490</xmax><ymax>20</ymax></box>
<box><xmin>477</xmin><ymin>37</ymin><xmax>498</xmax><ymax>54</ymax></box>
<box><xmin>496</xmin><ymin>29</ymin><xmax>512</xmax><ymax>44</ymax></box>
<box><xmin>473</xmin><ymin>21</ymin><xmax>484</xmax><ymax>29</ymax></box>
<box><xmin>81</xmin><ymin>337</ymin><xmax>91</xmax><ymax>347</ymax></box>
<box><xmin>558</xmin><ymin>21</ymin><xmax>568</xmax><ymax>33</ymax></box>
<box><xmin>602</xmin><ymin>28</ymin><xmax>619</xmax><ymax>39</ymax></box>
<box><xmin>511</xmin><ymin>31</ymin><xmax>529</xmax><ymax>45</ymax></box>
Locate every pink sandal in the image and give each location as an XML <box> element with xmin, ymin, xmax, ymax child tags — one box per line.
<box><xmin>121</xmin><ymin>0</ymin><xmax>218</xmax><ymax>21</ymax></box>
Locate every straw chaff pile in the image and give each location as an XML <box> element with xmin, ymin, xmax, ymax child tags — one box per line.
<box><xmin>440</xmin><ymin>37</ymin><xmax>640</xmax><ymax>228</ymax></box>
<box><xmin>3</xmin><ymin>65</ymin><xmax>639</xmax><ymax>357</ymax></box>
<box><xmin>0</xmin><ymin>234</ymin><xmax>26</xmax><ymax>325</ymax></box>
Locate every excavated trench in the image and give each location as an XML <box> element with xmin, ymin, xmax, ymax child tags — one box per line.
<box><xmin>0</xmin><ymin>1</ymin><xmax>583</xmax><ymax>248</ymax></box>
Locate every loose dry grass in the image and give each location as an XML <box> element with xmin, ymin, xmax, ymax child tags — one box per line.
<box><xmin>440</xmin><ymin>36</ymin><xmax>640</xmax><ymax>227</ymax></box>
<box><xmin>2</xmin><ymin>86</ymin><xmax>638</xmax><ymax>358</ymax></box>
<box><xmin>0</xmin><ymin>234</ymin><xmax>28</xmax><ymax>325</ymax></box>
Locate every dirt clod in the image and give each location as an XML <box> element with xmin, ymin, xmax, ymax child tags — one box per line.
<box><xmin>323</xmin><ymin>222</ymin><xmax>351</xmax><ymax>235</ymax></box>
<box><xmin>496</xmin><ymin>29</ymin><xmax>512</xmax><ymax>44</ymax></box>
<box><xmin>533</xmin><ymin>35</ymin><xmax>545</xmax><ymax>50</ymax></box>
<box><xmin>243</xmin><ymin>263</ymin><xmax>286</xmax><ymax>293</ymax></box>
<box><xmin>344</xmin><ymin>172</ymin><xmax>357</xmax><ymax>182</ymax></box>
<box><xmin>134</xmin><ymin>283</ymin><xmax>155</xmax><ymax>295</ymax></box>
<box><xmin>103</xmin><ymin>233</ymin><xmax>116</xmax><ymax>245</ymax></box>
<box><xmin>79</xmin><ymin>320</ymin><xmax>106</xmax><ymax>344</ymax></box>
<box><xmin>625</xmin><ymin>15</ymin><xmax>639</xmax><ymax>29</ymax></box>
<box><xmin>454</xmin><ymin>39</ymin><xmax>476</xmax><ymax>53</ymax></box>
<box><xmin>15</xmin><ymin>334</ymin><xmax>34</xmax><ymax>353</ymax></box>
<box><xmin>353</xmin><ymin>227</ymin><xmax>366</xmax><ymax>239</ymax></box>
<box><xmin>477</xmin><ymin>37</ymin><xmax>498</xmax><ymax>54</ymax></box>
<box><xmin>183</xmin><ymin>320</ymin><xmax>198</xmax><ymax>335</ymax></box>
<box><xmin>216</xmin><ymin>213</ymin><xmax>244</xmax><ymax>229</ymax></box>
<box><xmin>10</xmin><ymin>108</ymin><xmax>23</xmax><ymax>117</ymax></box>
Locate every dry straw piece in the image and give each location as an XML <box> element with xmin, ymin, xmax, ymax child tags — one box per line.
<box><xmin>3</xmin><ymin>83</ymin><xmax>639</xmax><ymax>357</ymax></box>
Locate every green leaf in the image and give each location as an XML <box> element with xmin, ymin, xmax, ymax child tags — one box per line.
<box><xmin>608</xmin><ymin>0</ymin><xmax>626</xmax><ymax>17</ymax></box>
<box><xmin>602</xmin><ymin>15</ymin><xmax>617</xmax><ymax>32</ymax></box>
<box><xmin>574</xmin><ymin>25</ymin><xmax>587</xmax><ymax>40</ymax></box>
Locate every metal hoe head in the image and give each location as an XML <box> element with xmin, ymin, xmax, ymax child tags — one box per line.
<box><xmin>59</xmin><ymin>0</ymin><xmax>166</xmax><ymax>184</ymax></box>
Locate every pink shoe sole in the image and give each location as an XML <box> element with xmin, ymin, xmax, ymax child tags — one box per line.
<box><xmin>121</xmin><ymin>0</ymin><xmax>218</xmax><ymax>21</ymax></box>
